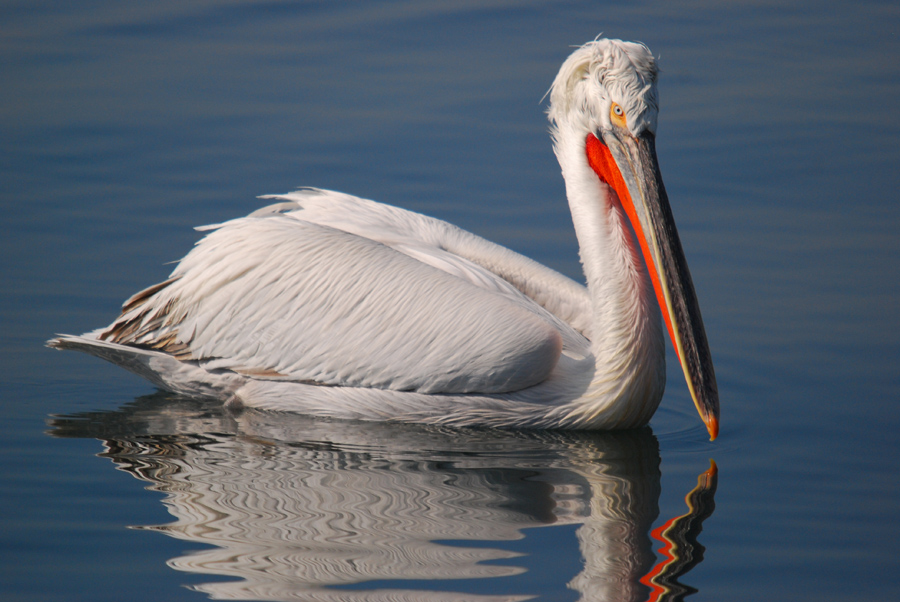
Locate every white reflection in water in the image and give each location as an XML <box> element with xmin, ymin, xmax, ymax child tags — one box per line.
<box><xmin>49</xmin><ymin>394</ymin><xmax>715</xmax><ymax>601</ymax></box>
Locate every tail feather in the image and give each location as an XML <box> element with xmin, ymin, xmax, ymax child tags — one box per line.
<box><xmin>47</xmin><ymin>334</ymin><xmax>243</xmax><ymax>398</ymax></box>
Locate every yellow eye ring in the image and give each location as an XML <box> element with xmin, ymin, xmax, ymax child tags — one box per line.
<box><xmin>610</xmin><ymin>102</ymin><xmax>627</xmax><ymax>128</ymax></box>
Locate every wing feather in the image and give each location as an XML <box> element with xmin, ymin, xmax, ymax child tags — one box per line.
<box><xmin>102</xmin><ymin>213</ymin><xmax>577</xmax><ymax>394</ymax></box>
<box><xmin>259</xmin><ymin>189</ymin><xmax>593</xmax><ymax>337</ymax></box>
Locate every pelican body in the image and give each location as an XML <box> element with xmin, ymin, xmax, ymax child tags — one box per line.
<box><xmin>50</xmin><ymin>39</ymin><xmax>720</xmax><ymax>439</ymax></box>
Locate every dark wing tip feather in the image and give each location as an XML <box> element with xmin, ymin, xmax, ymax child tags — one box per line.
<box><xmin>100</xmin><ymin>276</ymin><xmax>192</xmax><ymax>359</ymax></box>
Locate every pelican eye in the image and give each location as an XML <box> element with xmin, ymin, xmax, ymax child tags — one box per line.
<box><xmin>610</xmin><ymin>102</ymin><xmax>627</xmax><ymax>128</ymax></box>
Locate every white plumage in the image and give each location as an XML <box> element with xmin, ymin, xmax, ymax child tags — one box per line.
<box><xmin>51</xmin><ymin>38</ymin><xmax>720</xmax><ymax>435</ymax></box>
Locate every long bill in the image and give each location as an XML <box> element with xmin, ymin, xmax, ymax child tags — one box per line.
<box><xmin>586</xmin><ymin>130</ymin><xmax>720</xmax><ymax>440</ymax></box>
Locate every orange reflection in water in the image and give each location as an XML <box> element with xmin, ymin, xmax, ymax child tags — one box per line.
<box><xmin>642</xmin><ymin>460</ymin><xmax>718</xmax><ymax>602</ymax></box>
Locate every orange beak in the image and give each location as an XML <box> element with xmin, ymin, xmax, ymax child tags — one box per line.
<box><xmin>587</xmin><ymin>131</ymin><xmax>719</xmax><ymax>440</ymax></box>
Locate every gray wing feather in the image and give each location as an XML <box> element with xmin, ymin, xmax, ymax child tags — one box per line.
<box><xmin>99</xmin><ymin>215</ymin><xmax>571</xmax><ymax>394</ymax></box>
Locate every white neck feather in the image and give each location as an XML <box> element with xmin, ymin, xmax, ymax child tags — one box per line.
<box><xmin>553</xmin><ymin>122</ymin><xmax>666</xmax><ymax>427</ymax></box>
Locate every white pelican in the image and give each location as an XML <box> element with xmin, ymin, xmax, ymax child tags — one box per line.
<box><xmin>50</xmin><ymin>38</ymin><xmax>720</xmax><ymax>439</ymax></box>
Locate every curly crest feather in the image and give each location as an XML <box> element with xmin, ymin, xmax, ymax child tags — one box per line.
<box><xmin>548</xmin><ymin>39</ymin><xmax>659</xmax><ymax>138</ymax></box>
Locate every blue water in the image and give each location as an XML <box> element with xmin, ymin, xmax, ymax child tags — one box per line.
<box><xmin>2</xmin><ymin>1</ymin><xmax>899</xmax><ymax>600</ymax></box>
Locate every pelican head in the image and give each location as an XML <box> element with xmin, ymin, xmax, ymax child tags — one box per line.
<box><xmin>549</xmin><ymin>39</ymin><xmax>720</xmax><ymax>440</ymax></box>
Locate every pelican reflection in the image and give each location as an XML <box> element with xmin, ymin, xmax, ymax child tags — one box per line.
<box><xmin>49</xmin><ymin>393</ymin><xmax>716</xmax><ymax>601</ymax></box>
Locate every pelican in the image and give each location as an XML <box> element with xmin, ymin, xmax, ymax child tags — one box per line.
<box><xmin>50</xmin><ymin>38</ymin><xmax>720</xmax><ymax>439</ymax></box>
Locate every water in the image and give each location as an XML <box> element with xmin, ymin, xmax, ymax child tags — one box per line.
<box><xmin>2</xmin><ymin>1</ymin><xmax>898</xmax><ymax>600</ymax></box>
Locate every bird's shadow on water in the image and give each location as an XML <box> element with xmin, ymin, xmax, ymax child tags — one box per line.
<box><xmin>48</xmin><ymin>391</ymin><xmax>717</xmax><ymax>602</ymax></box>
